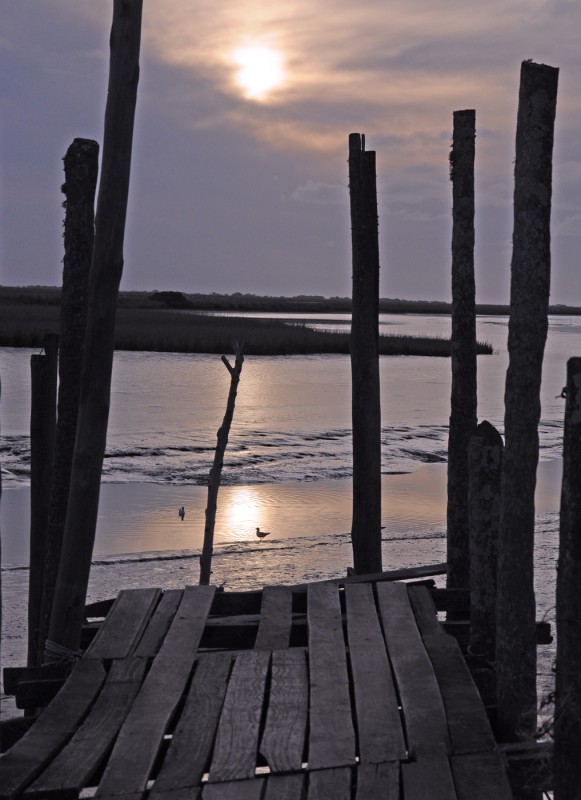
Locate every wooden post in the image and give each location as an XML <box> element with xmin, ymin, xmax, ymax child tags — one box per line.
<box><xmin>28</xmin><ymin>335</ymin><xmax>58</xmax><ymax>666</ymax></box>
<box><xmin>199</xmin><ymin>350</ymin><xmax>244</xmax><ymax>586</ymax></box>
<box><xmin>554</xmin><ymin>357</ymin><xmax>581</xmax><ymax>799</ymax></box>
<box><xmin>349</xmin><ymin>132</ymin><xmax>382</xmax><ymax>576</ymax></box>
<box><xmin>37</xmin><ymin>138</ymin><xmax>98</xmax><ymax>665</ymax></box>
<box><xmin>468</xmin><ymin>420</ymin><xmax>503</xmax><ymax>661</ymax></box>
<box><xmin>447</xmin><ymin>109</ymin><xmax>477</xmax><ymax>593</ymax></box>
<box><xmin>496</xmin><ymin>60</ymin><xmax>559</xmax><ymax>742</ymax></box>
<box><xmin>47</xmin><ymin>0</ymin><xmax>143</xmax><ymax>658</ymax></box>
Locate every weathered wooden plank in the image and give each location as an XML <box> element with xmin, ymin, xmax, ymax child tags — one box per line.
<box><xmin>401</xmin><ymin>755</ymin><xmax>457</xmax><ymax>800</ymax></box>
<box><xmin>292</xmin><ymin>564</ymin><xmax>446</xmax><ymax>593</ymax></box>
<box><xmin>134</xmin><ymin>589</ymin><xmax>183</xmax><ymax>657</ymax></box>
<box><xmin>307</xmin><ymin>583</ymin><xmax>356</xmax><ymax>770</ymax></box>
<box><xmin>24</xmin><ymin>658</ymin><xmax>147</xmax><ymax>799</ymax></box>
<box><xmin>150</xmin><ymin>654</ymin><xmax>233</xmax><ymax>796</ymax></box>
<box><xmin>376</xmin><ymin>582</ymin><xmax>449</xmax><ymax>756</ymax></box>
<box><xmin>15</xmin><ymin>678</ymin><xmax>65</xmax><ymax>709</ymax></box>
<box><xmin>208</xmin><ymin>650</ymin><xmax>270</xmax><ymax>782</ymax></box>
<box><xmin>260</xmin><ymin>649</ymin><xmax>308</xmax><ymax>773</ymax></box>
<box><xmin>94</xmin><ymin>586</ymin><xmax>216</xmax><ymax>797</ymax></box>
<box><xmin>84</xmin><ymin>588</ymin><xmax>161</xmax><ymax>659</ymax></box>
<box><xmin>307</xmin><ymin>767</ymin><xmax>352</xmax><ymax>800</ymax></box>
<box><xmin>263</xmin><ymin>773</ymin><xmax>305</xmax><ymax>800</ymax></box>
<box><xmin>254</xmin><ymin>585</ymin><xmax>293</xmax><ymax>650</ymax></box>
<box><xmin>0</xmin><ymin>660</ymin><xmax>106</xmax><ymax>800</ymax></box>
<box><xmin>451</xmin><ymin>752</ymin><xmax>513</xmax><ymax>799</ymax></box>
<box><xmin>355</xmin><ymin>762</ymin><xmax>399</xmax><ymax>800</ymax></box>
<box><xmin>422</xmin><ymin>631</ymin><xmax>496</xmax><ymax>755</ymax></box>
<box><xmin>3</xmin><ymin>664</ymin><xmax>70</xmax><ymax>696</ymax></box>
<box><xmin>408</xmin><ymin>585</ymin><xmax>443</xmax><ymax>638</ymax></box>
<box><xmin>345</xmin><ymin>584</ymin><xmax>406</xmax><ymax>763</ymax></box>
<box><xmin>202</xmin><ymin>779</ymin><xmax>265</xmax><ymax>800</ymax></box>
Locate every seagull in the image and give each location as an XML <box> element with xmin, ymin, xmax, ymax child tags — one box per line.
<box><xmin>256</xmin><ymin>527</ymin><xmax>271</xmax><ymax>541</ymax></box>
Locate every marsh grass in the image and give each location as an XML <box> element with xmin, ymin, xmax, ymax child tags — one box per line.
<box><xmin>0</xmin><ymin>301</ymin><xmax>493</xmax><ymax>357</ymax></box>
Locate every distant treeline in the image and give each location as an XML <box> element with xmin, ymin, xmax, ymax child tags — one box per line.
<box><xmin>0</xmin><ymin>288</ymin><xmax>493</xmax><ymax>357</ymax></box>
<box><xmin>2</xmin><ymin>285</ymin><xmax>581</xmax><ymax>315</ymax></box>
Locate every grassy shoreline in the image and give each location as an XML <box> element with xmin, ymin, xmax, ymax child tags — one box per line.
<box><xmin>0</xmin><ymin>287</ymin><xmax>495</xmax><ymax>356</ymax></box>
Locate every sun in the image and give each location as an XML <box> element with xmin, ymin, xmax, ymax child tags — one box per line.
<box><xmin>232</xmin><ymin>44</ymin><xmax>285</xmax><ymax>101</ymax></box>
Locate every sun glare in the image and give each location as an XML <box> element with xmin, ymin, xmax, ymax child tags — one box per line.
<box><xmin>232</xmin><ymin>45</ymin><xmax>285</xmax><ymax>101</ymax></box>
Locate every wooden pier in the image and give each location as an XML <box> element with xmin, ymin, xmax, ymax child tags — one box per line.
<box><xmin>0</xmin><ymin>575</ymin><xmax>517</xmax><ymax>799</ymax></box>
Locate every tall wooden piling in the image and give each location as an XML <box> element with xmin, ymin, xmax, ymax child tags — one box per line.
<box><xmin>28</xmin><ymin>335</ymin><xmax>58</xmax><ymax>666</ymax></box>
<box><xmin>37</xmin><ymin>138</ymin><xmax>98</xmax><ymax>664</ymax></box>
<box><xmin>47</xmin><ymin>0</ymin><xmax>143</xmax><ymax>657</ymax></box>
<box><xmin>447</xmin><ymin>109</ymin><xmax>477</xmax><ymax>593</ymax></box>
<box><xmin>554</xmin><ymin>357</ymin><xmax>581</xmax><ymax>799</ymax></box>
<box><xmin>348</xmin><ymin>132</ymin><xmax>382</xmax><ymax>575</ymax></box>
<box><xmin>199</xmin><ymin>350</ymin><xmax>244</xmax><ymax>586</ymax></box>
<box><xmin>496</xmin><ymin>60</ymin><xmax>559</xmax><ymax>742</ymax></box>
<box><xmin>468</xmin><ymin>420</ymin><xmax>503</xmax><ymax>661</ymax></box>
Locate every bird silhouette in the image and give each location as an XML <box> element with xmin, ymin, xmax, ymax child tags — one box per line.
<box><xmin>256</xmin><ymin>527</ymin><xmax>271</xmax><ymax>541</ymax></box>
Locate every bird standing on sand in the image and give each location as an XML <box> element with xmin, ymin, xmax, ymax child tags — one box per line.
<box><xmin>256</xmin><ymin>527</ymin><xmax>271</xmax><ymax>541</ymax></box>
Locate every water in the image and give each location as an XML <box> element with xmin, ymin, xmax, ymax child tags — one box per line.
<box><xmin>1</xmin><ymin>313</ymin><xmax>579</xmax><ymax>714</ymax></box>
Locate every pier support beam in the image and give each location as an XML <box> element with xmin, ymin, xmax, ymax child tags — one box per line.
<box><xmin>554</xmin><ymin>358</ymin><xmax>581</xmax><ymax>799</ymax></box>
<box><xmin>468</xmin><ymin>420</ymin><xmax>503</xmax><ymax>661</ymax></box>
<box><xmin>348</xmin><ymin>132</ymin><xmax>382</xmax><ymax>575</ymax></box>
<box><xmin>38</xmin><ymin>138</ymin><xmax>98</xmax><ymax>665</ymax></box>
<box><xmin>496</xmin><ymin>59</ymin><xmax>559</xmax><ymax>742</ymax></box>
<box><xmin>28</xmin><ymin>336</ymin><xmax>58</xmax><ymax>667</ymax></box>
<box><xmin>47</xmin><ymin>0</ymin><xmax>143</xmax><ymax>657</ymax></box>
<box><xmin>447</xmin><ymin>109</ymin><xmax>477</xmax><ymax>593</ymax></box>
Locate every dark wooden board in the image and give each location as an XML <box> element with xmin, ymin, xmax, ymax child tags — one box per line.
<box><xmin>94</xmin><ymin>586</ymin><xmax>216</xmax><ymax>797</ymax></box>
<box><xmin>307</xmin><ymin>767</ymin><xmax>352</xmax><ymax>800</ymax></box>
<box><xmin>134</xmin><ymin>589</ymin><xmax>183</xmax><ymax>657</ymax></box>
<box><xmin>260</xmin><ymin>649</ymin><xmax>308</xmax><ymax>772</ymax></box>
<box><xmin>401</xmin><ymin>754</ymin><xmax>457</xmax><ymax>800</ymax></box>
<box><xmin>307</xmin><ymin>583</ymin><xmax>356</xmax><ymax>770</ymax></box>
<box><xmin>408</xmin><ymin>585</ymin><xmax>443</xmax><ymax>637</ymax></box>
<box><xmin>451</xmin><ymin>751</ymin><xmax>513</xmax><ymax>799</ymax></box>
<box><xmin>3</xmin><ymin>664</ymin><xmax>70</xmax><ymax>696</ymax></box>
<box><xmin>254</xmin><ymin>586</ymin><xmax>293</xmax><ymax>650</ymax></box>
<box><xmin>150</xmin><ymin>654</ymin><xmax>233</xmax><ymax>796</ymax></box>
<box><xmin>376</xmin><ymin>582</ymin><xmax>450</xmax><ymax>756</ymax></box>
<box><xmin>263</xmin><ymin>773</ymin><xmax>305</xmax><ymax>800</ymax></box>
<box><xmin>15</xmin><ymin>678</ymin><xmax>64</xmax><ymax>710</ymax></box>
<box><xmin>202</xmin><ymin>779</ymin><xmax>265</xmax><ymax>800</ymax></box>
<box><xmin>24</xmin><ymin>658</ymin><xmax>147</xmax><ymax>799</ymax></box>
<box><xmin>84</xmin><ymin>588</ymin><xmax>161</xmax><ymax>660</ymax></box>
<box><xmin>0</xmin><ymin>660</ymin><xmax>106</xmax><ymax>800</ymax></box>
<box><xmin>207</xmin><ymin>650</ymin><xmax>270</xmax><ymax>782</ymax></box>
<box><xmin>355</xmin><ymin>762</ymin><xmax>399</xmax><ymax>800</ymax></box>
<box><xmin>292</xmin><ymin>563</ymin><xmax>446</xmax><ymax>592</ymax></box>
<box><xmin>422</xmin><ymin>632</ymin><xmax>496</xmax><ymax>755</ymax></box>
<box><xmin>345</xmin><ymin>584</ymin><xmax>406</xmax><ymax>763</ymax></box>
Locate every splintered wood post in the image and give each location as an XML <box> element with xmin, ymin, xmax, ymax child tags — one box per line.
<box><xmin>349</xmin><ymin>132</ymin><xmax>382</xmax><ymax>576</ymax></box>
<box><xmin>37</xmin><ymin>138</ymin><xmax>98</xmax><ymax>665</ymax></box>
<box><xmin>199</xmin><ymin>350</ymin><xmax>244</xmax><ymax>585</ymax></box>
<box><xmin>554</xmin><ymin>358</ymin><xmax>581</xmax><ymax>799</ymax></box>
<box><xmin>47</xmin><ymin>0</ymin><xmax>143</xmax><ymax>657</ymax></box>
<box><xmin>447</xmin><ymin>109</ymin><xmax>477</xmax><ymax>593</ymax></box>
<box><xmin>28</xmin><ymin>334</ymin><xmax>58</xmax><ymax>666</ymax></box>
<box><xmin>468</xmin><ymin>420</ymin><xmax>503</xmax><ymax>661</ymax></box>
<box><xmin>496</xmin><ymin>60</ymin><xmax>559</xmax><ymax>742</ymax></box>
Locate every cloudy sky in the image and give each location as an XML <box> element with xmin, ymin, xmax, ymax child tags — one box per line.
<box><xmin>1</xmin><ymin>0</ymin><xmax>580</xmax><ymax>303</ymax></box>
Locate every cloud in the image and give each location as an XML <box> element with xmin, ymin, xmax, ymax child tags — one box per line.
<box><xmin>290</xmin><ymin>180</ymin><xmax>346</xmax><ymax>206</ymax></box>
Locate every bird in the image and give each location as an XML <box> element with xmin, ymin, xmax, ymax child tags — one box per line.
<box><xmin>256</xmin><ymin>527</ymin><xmax>271</xmax><ymax>541</ymax></box>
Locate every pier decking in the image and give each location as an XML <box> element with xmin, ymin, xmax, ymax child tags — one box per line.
<box><xmin>1</xmin><ymin>578</ymin><xmax>514</xmax><ymax>799</ymax></box>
